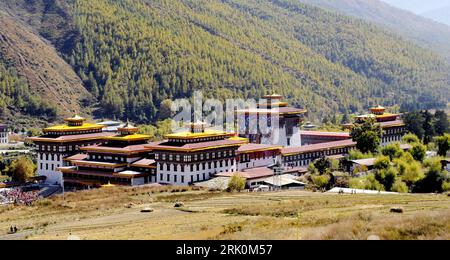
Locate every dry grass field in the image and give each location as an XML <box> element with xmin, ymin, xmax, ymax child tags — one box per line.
<box><xmin>0</xmin><ymin>186</ymin><xmax>449</xmax><ymax>240</ymax></box>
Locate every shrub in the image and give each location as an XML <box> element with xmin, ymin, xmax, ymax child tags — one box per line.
<box><xmin>381</xmin><ymin>143</ymin><xmax>403</xmax><ymax>161</ymax></box>
<box><xmin>392</xmin><ymin>180</ymin><xmax>408</xmax><ymax>193</ymax></box>
<box><xmin>313</xmin><ymin>157</ymin><xmax>332</xmax><ymax>175</ymax></box>
<box><xmin>403</xmin><ymin>133</ymin><xmax>420</xmax><ymax>144</ymax></box>
<box><xmin>409</xmin><ymin>143</ymin><xmax>427</xmax><ymax>162</ymax></box>
<box><xmin>374</xmin><ymin>156</ymin><xmax>391</xmax><ymax>170</ymax></box>
<box><xmin>228</xmin><ymin>174</ymin><xmax>246</xmax><ymax>192</ymax></box>
<box><xmin>375</xmin><ymin>167</ymin><xmax>398</xmax><ymax>191</ymax></box>
<box><xmin>442</xmin><ymin>181</ymin><xmax>450</xmax><ymax>192</ymax></box>
<box><xmin>311</xmin><ymin>175</ymin><xmax>330</xmax><ymax>190</ymax></box>
<box><xmin>414</xmin><ymin>158</ymin><xmax>448</xmax><ymax>193</ymax></box>
<box><xmin>349</xmin><ymin>173</ymin><xmax>385</xmax><ymax>191</ymax></box>
<box><xmin>400</xmin><ymin>161</ymin><xmax>424</xmax><ymax>187</ymax></box>
<box><xmin>434</xmin><ymin>134</ymin><xmax>450</xmax><ymax>157</ymax></box>
<box><xmin>348</xmin><ymin>150</ymin><xmax>373</xmax><ymax>160</ymax></box>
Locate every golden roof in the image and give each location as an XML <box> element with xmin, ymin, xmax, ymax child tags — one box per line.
<box><xmin>65</xmin><ymin>114</ymin><xmax>86</xmax><ymax>122</ymax></box>
<box><xmin>118</xmin><ymin>121</ymin><xmax>139</xmax><ymax>135</ymax></box>
<box><xmin>106</xmin><ymin>133</ymin><xmax>151</xmax><ymax>142</ymax></box>
<box><xmin>44</xmin><ymin>123</ymin><xmax>104</xmax><ymax>133</ymax></box>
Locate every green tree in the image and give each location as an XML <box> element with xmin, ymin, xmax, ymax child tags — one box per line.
<box><xmin>392</xmin><ymin>180</ymin><xmax>408</xmax><ymax>193</ymax></box>
<box><xmin>313</xmin><ymin>157</ymin><xmax>332</xmax><ymax>175</ymax></box>
<box><xmin>409</xmin><ymin>142</ymin><xmax>427</xmax><ymax>162</ymax></box>
<box><xmin>402</xmin><ymin>133</ymin><xmax>420</xmax><ymax>144</ymax></box>
<box><xmin>311</xmin><ymin>175</ymin><xmax>330</xmax><ymax>191</ymax></box>
<box><xmin>434</xmin><ymin>110</ymin><xmax>449</xmax><ymax>136</ymax></box>
<box><xmin>414</xmin><ymin>157</ymin><xmax>448</xmax><ymax>193</ymax></box>
<box><xmin>7</xmin><ymin>156</ymin><xmax>36</xmax><ymax>183</ymax></box>
<box><xmin>400</xmin><ymin>161</ymin><xmax>424</xmax><ymax>188</ymax></box>
<box><xmin>434</xmin><ymin>134</ymin><xmax>450</xmax><ymax>157</ymax></box>
<box><xmin>381</xmin><ymin>143</ymin><xmax>403</xmax><ymax>161</ymax></box>
<box><xmin>350</xmin><ymin>117</ymin><xmax>382</xmax><ymax>153</ymax></box>
<box><xmin>348</xmin><ymin>149</ymin><xmax>373</xmax><ymax>160</ymax></box>
<box><xmin>403</xmin><ymin>111</ymin><xmax>426</xmax><ymax>140</ymax></box>
<box><xmin>375</xmin><ymin>167</ymin><xmax>397</xmax><ymax>191</ymax></box>
<box><xmin>422</xmin><ymin>111</ymin><xmax>436</xmax><ymax>144</ymax></box>
<box><xmin>349</xmin><ymin>173</ymin><xmax>385</xmax><ymax>191</ymax></box>
<box><xmin>374</xmin><ymin>155</ymin><xmax>391</xmax><ymax>170</ymax></box>
<box><xmin>158</xmin><ymin>99</ymin><xmax>173</xmax><ymax>121</ymax></box>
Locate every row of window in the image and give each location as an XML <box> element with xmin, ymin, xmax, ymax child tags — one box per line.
<box><xmin>284</xmin><ymin>147</ymin><xmax>350</xmax><ymax>162</ymax></box>
<box><xmin>46</xmin><ymin>129</ymin><xmax>102</xmax><ymax>136</ymax></box>
<box><xmin>159</xmin><ymin>159</ymin><xmax>235</xmax><ymax>172</ymax></box>
<box><xmin>88</xmin><ymin>154</ymin><xmax>127</xmax><ymax>163</ymax></box>
<box><xmin>238</xmin><ymin>152</ymin><xmax>277</xmax><ymax>162</ymax></box>
<box><xmin>39</xmin><ymin>162</ymin><xmax>61</xmax><ymax>171</ymax></box>
<box><xmin>169</xmin><ymin>136</ymin><xmax>224</xmax><ymax>143</ymax></box>
<box><xmin>37</xmin><ymin>142</ymin><xmax>102</xmax><ymax>152</ymax></box>
<box><xmin>63</xmin><ymin>173</ymin><xmax>133</xmax><ymax>185</ymax></box>
<box><xmin>384</xmin><ymin>127</ymin><xmax>405</xmax><ymax>135</ymax></box>
<box><xmin>155</xmin><ymin>149</ymin><xmax>236</xmax><ymax>162</ymax></box>
<box><xmin>39</xmin><ymin>153</ymin><xmax>62</xmax><ymax>161</ymax></box>
<box><xmin>158</xmin><ymin>172</ymin><xmax>210</xmax><ymax>184</ymax></box>
<box><xmin>382</xmin><ymin>135</ymin><xmax>402</xmax><ymax>143</ymax></box>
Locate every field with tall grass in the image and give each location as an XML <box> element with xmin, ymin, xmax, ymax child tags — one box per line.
<box><xmin>0</xmin><ymin>186</ymin><xmax>449</xmax><ymax>240</ymax></box>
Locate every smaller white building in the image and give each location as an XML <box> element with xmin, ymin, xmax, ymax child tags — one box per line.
<box><xmin>0</xmin><ymin>124</ymin><xmax>8</xmax><ymax>145</ymax></box>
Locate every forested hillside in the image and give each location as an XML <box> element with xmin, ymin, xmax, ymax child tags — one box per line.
<box><xmin>0</xmin><ymin>9</ymin><xmax>91</xmax><ymax>128</ymax></box>
<box><xmin>1</xmin><ymin>0</ymin><xmax>449</xmax><ymax>124</ymax></box>
<box><xmin>299</xmin><ymin>0</ymin><xmax>450</xmax><ymax>62</ymax></box>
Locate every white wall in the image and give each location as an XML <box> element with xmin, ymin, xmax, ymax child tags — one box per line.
<box><xmin>157</xmin><ymin>159</ymin><xmax>237</xmax><ymax>185</ymax></box>
<box><xmin>238</xmin><ymin>156</ymin><xmax>278</xmax><ymax>171</ymax></box>
<box><xmin>37</xmin><ymin>152</ymin><xmax>64</xmax><ymax>186</ymax></box>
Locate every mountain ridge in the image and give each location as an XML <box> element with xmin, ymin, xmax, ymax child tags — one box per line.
<box><xmin>298</xmin><ymin>0</ymin><xmax>450</xmax><ymax>62</ymax></box>
<box><xmin>422</xmin><ymin>5</ymin><xmax>450</xmax><ymax>27</ymax></box>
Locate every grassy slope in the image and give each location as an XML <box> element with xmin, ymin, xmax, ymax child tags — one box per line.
<box><xmin>0</xmin><ymin>187</ymin><xmax>449</xmax><ymax>240</ymax></box>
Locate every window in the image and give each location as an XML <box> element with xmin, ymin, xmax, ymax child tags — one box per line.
<box><xmin>174</xmin><ymin>175</ymin><xmax>178</xmax><ymax>183</ymax></box>
<box><xmin>167</xmin><ymin>174</ymin><xmax>170</xmax><ymax>182</ymax></box>
<box><xmin>181</xmin><ymin>176</ymin><xmax>185</xmax><ymax>183</ymax></box>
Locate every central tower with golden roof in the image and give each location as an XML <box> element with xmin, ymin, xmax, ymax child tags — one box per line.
<box><xmin>236</xmin><ymin>94</ymin><xmax>307</xmax><ymax>147</ymax></box>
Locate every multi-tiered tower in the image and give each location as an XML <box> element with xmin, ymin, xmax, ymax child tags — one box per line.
<box><xmin>236</xmin><ymin>94</ymin><xmax>306</xmax><ymax>147</ymax></box>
